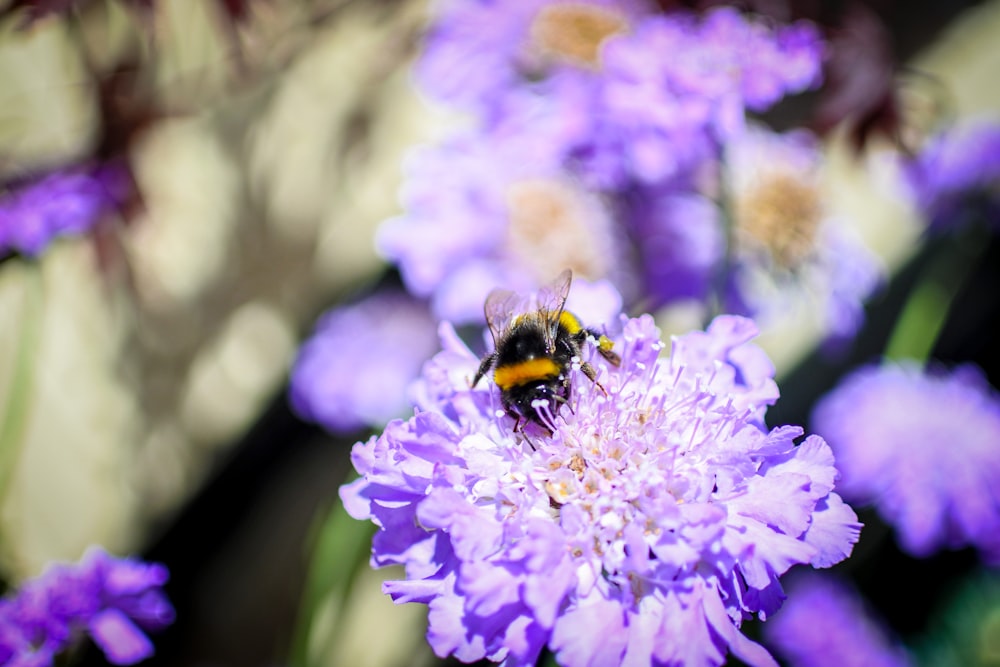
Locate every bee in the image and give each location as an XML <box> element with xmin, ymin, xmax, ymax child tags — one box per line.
<box><xmin>472</xmin><ymin>269</ymin><xmax>621</xmax><ymax>429</ymax></box>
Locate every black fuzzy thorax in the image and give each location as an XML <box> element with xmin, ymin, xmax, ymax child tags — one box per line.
<box><xmin>493</xmin><ymin>316</ymin><xmax>581</xmax><ymax>424</ymax></box>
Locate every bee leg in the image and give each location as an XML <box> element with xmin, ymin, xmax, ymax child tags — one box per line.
<box><xmin>512</xmin><ymin>413</ymin><xmax>522</xmax><ymax>433</ymax></box>
<box><xmin>580</xmin><ymin>362</ymin><xmax>609</xmax><ymax>396</ymax></box>
<box><xmin>471</xmin><ymin>352</ymin><xmax>497</xmax><ymax>387</ymax></box>
<box><xmin>523</xmin><ymin>432</ymin><xmax>539</xmax><ymax>451</ymax></box>
<box><xmin>598</xmin><ymin>345</ymin><xmax>622</xmax><ymax>367</ymax></box>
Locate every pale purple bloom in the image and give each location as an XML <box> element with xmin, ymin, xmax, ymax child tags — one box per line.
<box><xmin>0</xmin><ymin>547</ymin><xmax>173</xmax><ymax>666</ymax></box>
<box><xmin>905</xmin><ymin>117</ymin><xmax>1000</xmax><ymax>232</ymax></box>
<box><xmin>415</xmin><ymin>0</ymin><xmax>650</xmax><ymax>112</ymax></box>
<box><xmin>764</xmin><ymin>573</ymin><xmax>913</xmax><ymax>667</ymax></box>
<box><xmin>0</xmin><ymin>168</ymin><xmax>120</xmax><ymax>257</ymax></box>
<box><xmin>290</xmin><ymin>290</ymin><xmax>440</xmax><ymax>433</ymax></box>
<box><xmin>416</xmin><ymin>1</ymin><xmax>823</xmax><ymax>191</ymax></box>
<box><xmin>377</xmin><ymin>129</ymin><xmax>630</xmax><ymax>324</ymax></box>
<box><xmin>390</xmin><ymin>5</ymin><xmax>828</xmax><ymax>322</ymax></box>
<box><xmin>722</xmin><ymin>124</ymin><xmax>881</xmax><ymax>345</ymax></box>
<box><xmin>812</xmin><ymin>362</ymin><xmax>1000</xmax><ymax>564</ymax></box>
<box><xmin>342</xmin><ymin>303</ymin><xmax>860</xmax><ymax>666</ymax></box>
<box><xmin>570</xmin><ymin>8</ymin><xmax>824</xmax><ymax>188</ymax></box>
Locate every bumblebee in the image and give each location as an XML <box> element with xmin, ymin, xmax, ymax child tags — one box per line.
<box><xmin>472</xmin><ymin>269</ymin><xmax>621</xmax><ymax>428</ymax></box>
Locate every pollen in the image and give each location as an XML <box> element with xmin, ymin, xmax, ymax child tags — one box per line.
<box><xmin>546</xmin><ymin>480</ymin><xmax>572</xmax><ymax>504</ymax></box>
<box><xmin>527</xmin><ymin>2</ymin><xmax>629</xmax><ymax>69</ymax></box>
<box><xmin>734</xmin><ymin>171</ymin><xmax>823</xmax><ymax>269</ymax></box>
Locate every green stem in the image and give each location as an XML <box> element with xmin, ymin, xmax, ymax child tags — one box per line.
<box><xmin>0</xmin><ymin>262</ymin><xmax>45</xmax><ymax>504</ymax></box>
<box><xmin>708</xmin><ymin>156</ymin><xmax>738</xmax><ymax>326</ymax></box>
<box><xmin>883</xmin><ymin>231</ymin><xmax>986</xmax><ymax>364</ymax></box>
<box><xmin>289</xmin><ymin>481</ymin><xmax>375</xmax><ymax>667</ymax></box>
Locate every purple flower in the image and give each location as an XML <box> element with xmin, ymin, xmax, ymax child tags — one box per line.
<box><xmin>570</xmin><ymin>8</ymin><xmax>824</xmax><ymax>188</ymax></box>
<box><xmin>0</xmin><ymin>167</ymin><xmax>121</xmax><ymax>257</ymax></box>
<box><xmin>415</xmin><ymin>0</ymin><xmax>650</xmax><ymax>112</ymax></box>
<box><xmin>342</xmin><ymin>304</ymin><xmax>860</xmax><ymax>666</ymax></box>
<box><xmin>291</xmin><ymin>290</ymin><xmax>440</xmax><ymax>433</ymax></box>
<box><xmin>626</xmin><ymin>186</ymin><xmax>724</xmax><ymax>309</ymax></box>
<box><xmin>416</xmin><ymin>2</ymin><xmax>823</xmax><ymax>191</ymax></box>
<box><xmin>0</xmin><ymin>547</ymin><xmax>174</xmax><ymax>666</ymax></box>
<box><xmin>377</xmin><ymin>129</ymin><xmax>631</xmax><ymax>324</ymax></box>
<box><xmin>722</xmin><ymin>124</ymin><xmax>881</xmax><ymax>345</ymax></box>
<box><xmin>763</xmin><ymin>573</ymin><xmax>913</xmax><ymax>667</ymax></box>
<box><xmin>811</xmin><ymin>362</ymin><xmax>1000</xmax><ymax>564</ymax></box>
<box><xmin>905</xmin><ymin>117</ymin><xmax>1000</xmax><ymax>232</ymax></box>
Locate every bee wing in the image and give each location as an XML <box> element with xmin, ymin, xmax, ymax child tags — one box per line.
<box><xmin>483</xmin><ymin>287</ymin><xmax>522</xmax><ymax>347</ymax></box>
<box><xmin>536</xmin><ymin>269</ymin><xmax>572</xmax><ymax>350</ymax></box>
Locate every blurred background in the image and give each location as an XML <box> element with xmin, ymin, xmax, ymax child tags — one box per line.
<box><xmin>0</xmin><ymin>0</ymin><xmax>998</xmax><ymax>665</ymax></box>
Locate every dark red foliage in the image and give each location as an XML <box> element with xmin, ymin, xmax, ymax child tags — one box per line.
<box><xmin>810</xmin><ymin>3</ymin><xmax>904</xmax><ymax>153</ymax></box>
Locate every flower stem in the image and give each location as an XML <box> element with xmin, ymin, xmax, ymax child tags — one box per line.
<box><xmin>708</xmin><ymin>155</ymin><xmax>737</xmax><ymax>325</ymax></box>
<box><xmin>883</xmin><ymin>229</ymin><xmax>987</xmax><ymax>364</ymax></box>
<box><xmin>289</xmin><ymin>482</ymin><xmax>376</xmax><ymax>667</ymax></box>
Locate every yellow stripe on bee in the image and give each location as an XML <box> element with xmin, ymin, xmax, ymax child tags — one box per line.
<box><xmin>494</xmin><ymin>357</ymin><xmax>561</xmax><ymax>389</ymax></box>
<box><xmin>558</xmin><ymin>310</ymin><xmax>583</xmax><ymax>334</ymax></box>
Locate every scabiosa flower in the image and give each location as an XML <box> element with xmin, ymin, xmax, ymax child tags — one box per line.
<box><xmin>811</xmin><ymin>362</ymin><xmax>1000</xmax><ymax>564</ymax></box>
<box><xmin>415</xmin><ymin>0</ymin><xmax>650</xmax><ymax>111</ymax></box>
<box><xmin>570</xmin><ymin>8</ymin><xmax>825</xmax><ymax>188</ymax></box>
<box><xmin>0</xmin><ymin>167</ymin><xmax>122</xmax><ymax>257</ymax></box>
<box><xmin>377</xmin><ymin>129</ymin><xmax>630</xmax><ymax>324</ymax></box>
<box><xmin>342</xmin><ymin>308</ymin><xmax>860</xmax><ymax>666</ymax></box>
<box><xmin>904</xmin><ymin>117</ymin><xmax>1000</xmax><ymax>233</ymax></box>
<box><xmin>763</xmin><ymin>573</ymin><xmax>913</xmax><ymax>667</ymax></box>
<box><xmin>290</xmin><ymin>290</ymin><xmax>440</xmax><ymax>433</ymax></box>
<box><xmin>625</xmin><ymin>186</ymin><xmax>724</xmax><ymax>309</ymax></box>
<box><xmin>0</xmin><ymin>546</ymin><xmax>174</xmax><ymax>666</ymax></box>
<box><xmin>723</xmin><ymin>124</ymin><xmax>881</xmax><ymax>344</ymax></box>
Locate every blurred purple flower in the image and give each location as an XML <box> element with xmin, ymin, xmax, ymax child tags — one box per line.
<box><xmin>723</xmin><ymin>124</ymin><xmax>881</xmax><ymax>345</ymax></box>
<box><xmin>812</xmin><ymin>362</ymin><xmax>1000</xmax><ymax>564</ymax></box>
<box><xmin>342</xmin><ymin>304</ymin><xmax>860</xmax><ymax>666</ymax></box>
<box><xmin>626</xmin><ymin>185</ymin><xmax>724</xmax><ymax>309</ymax></box>
<box><xmin>905</xmin><ymin>117</ymin><xmax>1000</xmax><ymax>232</ymax></box>
<box><xmin>0</xmin><ymin>547</ymin><xmax>173</xmax><ymax>666</ymax></box>
<box><xmin>0</xmin><ymin>167</ymin><xmax>122</xmax><ymax>257</ymax></box>
<box><xmin>377</xmin><ymin>130</ymin><xmax>631</xmax><ymax>324</ymax></box>
<box><xmin>417</xmin><ymin>2</ymin><xmax>823</xmax><ymax>191</ymax></box>
<box><xmin>570</xmin><ymin>8</ymin><xmax>824</xmax><ymax>188</ymax></box>
<box><xmin>415</xmin><ymin>0</ymin><xmax>650</xmax><ymax>112</ymax></box>
<box><xmin>764</xmin><ymin>573</ymin><xmax>913</xmax><ymax>667</ymax></box>
<box><xmin>290</xmin><ymin>290</ymin><xmax>440</xmax><ymax>433</ymax></box>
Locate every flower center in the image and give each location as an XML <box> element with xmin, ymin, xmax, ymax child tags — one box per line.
<box><xmin>505</xmin><ymin>178</ymin><xmax>613</xmax><ymax>283</ymax></box>
<box><xmin>527</xmin><ymin>3</ymin><xmax>629</xmax><ymax>69</ymax></box>
<box><xmin>734</xmin><ymin>171</ymin><xmax>822</xmax><ymax>269</ymax></box>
